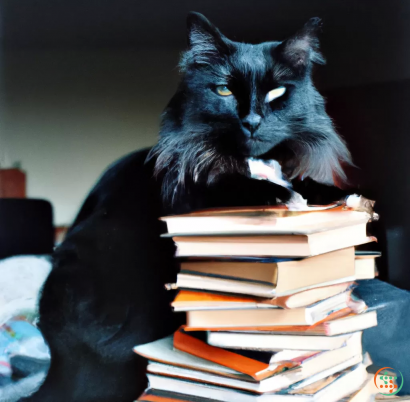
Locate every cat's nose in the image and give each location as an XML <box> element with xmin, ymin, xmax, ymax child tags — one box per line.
<box><xmin>242</xmin><ymin>113</ymin><xmax>262</xmax><ymax>136</ymax></box>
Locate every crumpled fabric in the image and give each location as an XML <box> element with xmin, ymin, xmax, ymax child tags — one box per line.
<box><xmin>0</xmin><ymin>256</ymin><xmax>51</xmax><ymax>402</ymax></box>
<box><xmin>355</xmin><ymin>279</ymin><xmax>410</xmax><ymax>395</ymax></box>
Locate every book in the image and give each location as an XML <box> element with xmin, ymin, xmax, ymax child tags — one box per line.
<box><xmin>184</xmin><ymin>290</ymin><xmax>360</xmax><ymax>329</ymax></box>
<box><xmin>200</xmin><ymin>310</ymin><xmax>377</xmax><ymax>336</ymax></box>
<box><xmin>171</xmin><ymin>282</ymin><xmax>355</xmax><ymax>311</ymax></box>
<box><xmin>137</xmin><ymin>392</ymin><xmax>201</xmax><ymax>402</ymax></box>
<box><xmin>137</xmin><ymin>330</ymin><xmax>362</xmax><ymax>394</ymax></box>
<box><xmin>173</xmin><ymin>223</ymin><xmax>374</xmax><ymax>257</ymax></box>
<box><xmin>145</xmin><ymin>363</ymin><xmax>368</xmax><ymax>402</ymax></box>
<box><xmin>171</xmin><ymin>327</ymin><xmax>297</xmax><ymax>381</ymax></box>
<box><xmin>206</xmin><ymin>331</ymin><xmax>359</xmax><ymax>352</ymax></box>
<box><xmin>161</xmin><ymin>205</ymin><xmax>370</xmax><ymax>236</ymax></box>
<box><xmin>175</xmin><ymin>248</ymin><xmax>354</xmax><ymax>298</ymax></box>
<box><xmin>169</xmin><ymin>248</ymin><xmax>355</xmax><ymax>298</ymax></box>
<box><xmin>354</xmin><ymin>251</ymin><xmax>380</xmax><ymax>280</ymax></box>
<box><xmin>172</xmin><ymin>250</ymin><xmax>375</xmax><ymax>301</ymax></box>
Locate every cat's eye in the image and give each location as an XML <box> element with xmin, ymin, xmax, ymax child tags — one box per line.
<box><xmin>216</xmin><ymin>85</ymin><xmax>233</xmax><ymax>96</ymax></box>
<box><xmin>265</xmin><ymin>86</ymin><xmax>286</xmax><ymax>103</ymax></box>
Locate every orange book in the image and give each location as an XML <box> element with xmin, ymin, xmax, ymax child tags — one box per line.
<box><xmin>174</xmin><ymin>290</ymin><xmax>257</xmax><ymax>304</ymax></box>
<box><xmin>137</xmin><ymin>393</ymin><xmax>188</xmax><ymax>402</ymax></box>
<box><xmin>173</xmin><ymin>326</ymin><xmax>298</xmax><ymax>381</ymax></box>
<box><xmin>172</xmin><ymin>282</ymin><xmax>355</xmax><ymax>311</ymax></box>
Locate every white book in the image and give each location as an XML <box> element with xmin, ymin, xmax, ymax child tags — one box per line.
<box><xmin>186</xmin><ymin>292</ymin><xmax>357</xmax><ymax>328</ymax></box>
<box><xmin>147</xmin><ymin>363</ymin><xmax>368</xmax><ymax>402</ymax></box>
<box><xmin>207</xmin><ymin>331</ymin><xmax>356</xmax><ymax>352</ymax></box>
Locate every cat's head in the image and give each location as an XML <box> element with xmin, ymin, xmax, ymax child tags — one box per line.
<box><xmin>151</xmin><ymin>12</ymin><xmax>352</xmax><ymax>203</ymax></box>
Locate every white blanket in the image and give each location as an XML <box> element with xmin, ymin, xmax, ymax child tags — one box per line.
<box><xmin>0</xmin><ymin>255</ymin><xmax>52</xmax><ymax>326</ymax></box>
<box><xmin>0</xmin><ymin>255</ymin><xmax>52</xmax><ymax>402</ymax></box>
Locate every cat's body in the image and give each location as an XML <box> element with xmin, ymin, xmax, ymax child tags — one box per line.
<box><xmin>23</xmin><ymin>149</ymin><xmax>179</xmax><ymax>402</ymax></box>
<box><xmin>24</xmin><ymin>13</ymin><xmax>355</xmax><ymax>402</ymax></box>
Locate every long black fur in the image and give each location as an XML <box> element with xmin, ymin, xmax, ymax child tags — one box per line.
<box><xmin>23</xmin><ymin>13</ymin><xmax>354</xmax><ymax>402</ymax></box>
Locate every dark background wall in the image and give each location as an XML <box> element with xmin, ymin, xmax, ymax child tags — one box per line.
<box><xmin>327</xmin><ymin>81</ymin><xmax>410</xmax><ymax>288</ymax></box>
<box><xmin>3</xmin><ymin>0</ymin><xmax>410</xmax><ymax>88</ymax></box>
<box><xmin>1</xmin><ymin>0</ymin><xmax>409</xmax><ymax>286</ymax></box>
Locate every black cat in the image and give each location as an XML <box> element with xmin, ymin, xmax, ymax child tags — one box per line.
<box><xmin>24</xmin><ymin>12</ymin><xmax>354</xmax><ymax>402</ymax></box>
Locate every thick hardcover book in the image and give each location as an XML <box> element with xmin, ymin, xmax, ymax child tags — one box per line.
<box><xmin>170</xmin><ymin>247</ymin><xmax>355</xmax><ymax>298</ymax></box>
<box><xmin>172</xmin><ymin>223</ymin><xmax>374</xmax><ymax>257</ymax></box>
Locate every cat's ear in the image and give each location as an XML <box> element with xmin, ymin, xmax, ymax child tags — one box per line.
<box><xmin>185</xmin><ymin>12</ymin><xmax>230</xmax><ymax>65</ymax></box>
<box><xmin>276</xmin><ymin>18</ymin><xmax>325</xmax><ymax>74</ymax></box>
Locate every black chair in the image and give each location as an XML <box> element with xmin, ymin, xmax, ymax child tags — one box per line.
<box><xmin>0</xmin><ymin>198</ymin><xmax>54</xmax><ymax>260</ymax></box>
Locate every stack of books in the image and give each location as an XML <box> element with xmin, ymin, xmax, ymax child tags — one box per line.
<box><xmin>135</xmin><ymin>203</ymin><xmax>381</xmax><ymax>402</ymax></box>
